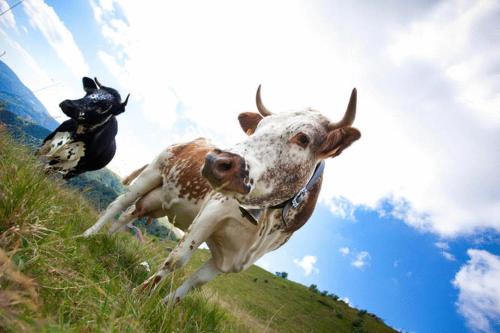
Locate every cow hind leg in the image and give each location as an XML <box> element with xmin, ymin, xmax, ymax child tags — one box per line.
<box><xmin>108</xmin><ymin>187</ymin><xmax>164</xmax><ymax>235</ymax></box>
<box><xmin>82</xmin><ymin>166</ymin><xmax>162</xmax><ymax>237</ymax></box>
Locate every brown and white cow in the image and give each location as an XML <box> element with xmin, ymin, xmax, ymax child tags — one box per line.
<box><xmin>82</xmin><ymin>86</ymin><xmax>361</xmax><ymax>304</ymax></box>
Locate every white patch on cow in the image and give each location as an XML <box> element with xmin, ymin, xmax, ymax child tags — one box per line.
<box><xmin>229</xmin><ymin>110</ymin><xmax>328</xmax><ymax>207</ymax></box>
<box><xmin>42</xmin><ymin>131</ymin><xmax>72</xmax><ymax>157</ymax></box>
<box><xmin>87</xmin><ymin>90</ymin><xmax>114</xmax><ymax>102</ymax></box>
<box><xmin>46</xmin><ymin>141</ymin><xmax>86</xmax><ymax>174</ymax></box>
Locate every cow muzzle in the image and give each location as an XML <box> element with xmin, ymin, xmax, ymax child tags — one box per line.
<box><xmin>59</xmin><ymin>100</ymin><xmax>82</xmax><ymax>120</ymax></box>
<box><xmin>202</xmin><ymin>149</ymin><xmax>250</xmax><ymax>195</ymax></box>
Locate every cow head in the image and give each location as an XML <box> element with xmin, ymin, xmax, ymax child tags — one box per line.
<box><xmin>59</xmin><ymin>77</ymin><xmax>129</xmax><ymax>128</ymax></box>
<box><xmin>202</xmin><ymin>86</ymin><xmax>361</xmax><ymax>208</ymax></box>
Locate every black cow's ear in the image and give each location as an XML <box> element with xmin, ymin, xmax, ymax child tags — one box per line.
<box><xmin>82</xmin><ymin>77</ymin><xmax>98</xmax><ymax>93</ymax></box>
<box><xmin>238</xmin><ymin>112</ymin><xmax>263</xmax><ymax>135</ymax></box>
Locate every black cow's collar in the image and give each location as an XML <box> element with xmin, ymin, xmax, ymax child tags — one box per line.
<box><xmin>76</xmin><ymin>114</ymin><xmax>114</xmax><ymax>135</ymax></box>
<box><xmin>239</xmin><ymin>161</ymin><xmax>325</xmax><ymax>227</ymax></box>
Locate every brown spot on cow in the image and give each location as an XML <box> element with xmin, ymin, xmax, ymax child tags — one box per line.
<box><xmin>140</xmin><ymin>274</ymin><xmax>163</xmax><ymax>292</ymax></box>
<box><xmin>160</xmin><ymin>138</ymin><xmax>213</xmax><ymax>202</ymax></box>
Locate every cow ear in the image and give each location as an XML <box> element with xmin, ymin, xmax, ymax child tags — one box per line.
<box><xmin>82</xmin><ymin>77</ymin><xmax>98</xmax><ymax>94</ymax></box>
<box><xmin>319</xmin><ymin>127</ymin><xmax>361</xmax><ymax>159</ymax></box>
<box><xmin>238</xmin><ymin>112</ymin><xmax>263</xmax><ymax>135</ymax></box>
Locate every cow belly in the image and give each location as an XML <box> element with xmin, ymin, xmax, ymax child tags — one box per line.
<box><xmin>163</xmin><ymin>198</ymin><xmax>204</xmax><ymax>231</ymax></box>
<box><xmin>208</xmin><ymin>217</ymin><xmax>290</xmax><ymax>273</ymax></box>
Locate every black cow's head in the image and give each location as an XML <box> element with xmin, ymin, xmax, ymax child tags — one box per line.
<box><xmin>59</xmin><ymin>77</ymin><xmax>129</xmax><ymax>128</ymax></box>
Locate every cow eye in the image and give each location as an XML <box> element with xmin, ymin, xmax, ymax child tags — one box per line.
<box><xmin>292</xmin><ymin>132</ymin><xmax>310</xmax><ymax>148</ymax></box>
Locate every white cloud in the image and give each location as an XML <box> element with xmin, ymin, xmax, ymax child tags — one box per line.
<box><xmin>434</xmin><ymin>242</ymin><xmax>457</xmax><ymax>261</ymax></box>
<box><xmin>352</xmin><ymin>251</ymin><xmax>370</xmax><ymax>269</ymax></box>
<box><xmin>84</xmin><ymin>0</ymin><xmax>500</xmax><ymax>239</ymax></box>
<box><xmin>340</xmin><ymin>297</ymin><xmax>352</xmax><ymax>306</ymax></box>
<box><xmin>22</xmin><ymin>0</ymin><xmax>89</xmax><ymax>77</ymax></box>
<box><xmin>0</xmin><ymin>0</ymin><xmax>17</xmax><ymax>30</ymax></box>
<box><xmin>317</xmin><ymin>0</ymin><xmax>500</xmax><ymax>237</ymax></box>
<box><xmin>323</xmin><ymin>196</ymin><xmax>356</xmax><ymax>221</ymax></box>
<box><xmin>442</xmin><ymin>251</ymin><xmax>457</xmax><ymax>262</ymax></box>
<box><xmin>453</xmin><ymin>249</ymin><xmax>500</xmax><ymax>333</ymax></box>
<box><xmin>435</xmin><ymin>242</ymin><xmax>450</xmax><ymax>251</ymax></box>
<box><xmin>293</xmin><ymin>255</ymin><xmax>319</xmax><ymax>276</ymax></box>
<box><xmin>89</xmin><ymin>0</ymin><xmax>115</xmax><ymax>24</ymax></box>
<box><xmin>0</xmin><ymin>29</ymin><xmax>78</xmax><ymax>121</ymax></box>
<box><xmin>339</xmin><ymin>247</ymin><xmax>350</xmax><ymax>256</ymax></box>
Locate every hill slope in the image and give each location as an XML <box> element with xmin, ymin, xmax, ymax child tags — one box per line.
<box><xmin>0</xmin><ymin>106</ymin><xmax>175</xmax><ymax>240</ymax></box>
<box><xmin>0</xmin><ymin>129</ymin><xmax>397</xmax><ymax>333</ymax></box>
<box><xmin>0</xmin><ymin>60</ymin><xmax>59</xmax><ymax>130</ymax></box>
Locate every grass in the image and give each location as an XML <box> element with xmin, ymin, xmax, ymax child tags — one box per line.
<box><xmin>0</xmin><ymin>127</ymin><xmax>397</xmax><ymax>332</ymax></box>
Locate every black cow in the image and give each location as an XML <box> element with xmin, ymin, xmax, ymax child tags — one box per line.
<box><xmin>37</xmin><ymin>77</ymin><xmax>129</xmax><ymax>179</ymax></box>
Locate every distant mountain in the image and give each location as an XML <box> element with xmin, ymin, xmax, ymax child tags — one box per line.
<box><xmin>0</xmin><ymin>60</ymin><xmax>59</xmax><ymax>130</ymax></box>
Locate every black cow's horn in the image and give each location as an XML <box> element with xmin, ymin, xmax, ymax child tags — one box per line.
<box><xmin>328</xmin><ymin>88</ymin><xmax>357</xmax><ymax>130</ymax></box>
<box><xmin>256</xmin><ymin>85</ymin><xmax>272</xmax><ymax>117</ymax></box>
<box><xmin>122</xmin><ymin>93</ymin><xmax>130</xmax><ymax>107</ymax></box>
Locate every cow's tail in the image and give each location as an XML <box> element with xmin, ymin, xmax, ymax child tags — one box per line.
<box><xmin>122</xmin><ymin>164</ymin><xmax>149</xmax><ymax>185</ymax></box>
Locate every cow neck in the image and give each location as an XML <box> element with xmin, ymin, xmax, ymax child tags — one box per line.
<box><xmin>239</xmin><ymin>161</ymin><xmax>325</xmax><ymax>227</ymax></box>
<box><xmin>75</xmin><ymin>115</ymin><xmax>114</xmax><ymax>136</ymax></box>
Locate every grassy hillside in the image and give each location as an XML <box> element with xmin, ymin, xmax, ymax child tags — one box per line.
<box><xmin>0</xmin><ymin>129</ymin><xmax>397</xmax><ymax>333</ymax></box>
<box><xmin>0</xmin><ymin>105</ymin><xmax>175</xmax><ymax>240</ymax></box>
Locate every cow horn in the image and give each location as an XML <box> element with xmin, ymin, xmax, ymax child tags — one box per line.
<box><xmin>122</xmin><ymin>93</ymin><xmax>130</xmax><ymax>106</ymax></box>
<box><xmin>328</xmin><ymin>88</ymin><xmax>357</xmax><ymax>130</ymax></box>
<box><xmin>256</xmin><ymin>85</ymin><xmax>272</xmax><ymax>117</ymax></box>
<box><xmin>94</xmin><ymin>77</ymin><xmax>103</xmax><ymax>88</ymax></box>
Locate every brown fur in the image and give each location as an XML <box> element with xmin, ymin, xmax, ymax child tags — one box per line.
<box><xmin>283</xmin><ymin>176</ymin><xmax>322</xmax><ymax>233</ymax></box>
<box><xmin>238</xmin><ymin>112</ymin><xmax>263</xmax><ymax>135</ymax></box>
<box><xmin>161</xmin><ymin>138</ymin><xmax>213</xmax><ymax>203</ymax></box>
<box><xmin>319</xmin><ymin>127</ymin><xmax>361</xmax><ymax>159</ymax></box>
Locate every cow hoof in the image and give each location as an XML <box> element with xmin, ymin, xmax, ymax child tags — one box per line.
<box><xmin>163</xmin><ymin>293</ymin><xmax>181</xmax><ymax>307</ymax></box>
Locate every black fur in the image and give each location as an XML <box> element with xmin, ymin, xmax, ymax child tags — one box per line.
<box><xmin>38</xmin><ymin>77</ymin><xmax>129</xmax><ymax>179</ymax></box>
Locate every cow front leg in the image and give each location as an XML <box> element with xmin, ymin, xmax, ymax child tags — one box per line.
<box><xmin>138</xmin><ymin>230</ymin><xmax>207</xmax><ymax>292</ymax></box>
<box><xmin>138</xmin><ymin>198</ymin><xmax>231</xmax><ymax>293</ymax></box>
<box><xmin>163</xmin><ymin>259</ymin><xmax>221</xmax><ymax>305</ymax></box>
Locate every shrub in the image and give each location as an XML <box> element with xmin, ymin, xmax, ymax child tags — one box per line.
<box><xmin>352</xmin><ymin>318</ymin><xmax>363</xmax><ymax>327</ymax></box>
<box><xmin>275</xmin><ymin>271</ymin><xmax>288</xmax><ymax>279</ymax></box>
<box><xmin>309</xmin><ymin>284</ymin><xmax>319</xmax><ymax>293</ymax></box>
<box><xmin>329</xmin><ymin>293</ymin><xmax>339</xmax><ymax>300</ymax></box>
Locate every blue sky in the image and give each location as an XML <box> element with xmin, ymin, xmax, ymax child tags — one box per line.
<box><xmin>1</xmin><ymin>1</ymin><xmax>500</xmax><ymax>332</ymax></box>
